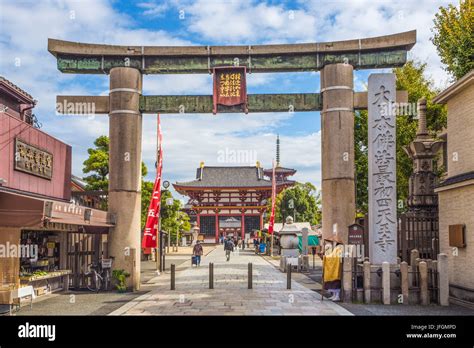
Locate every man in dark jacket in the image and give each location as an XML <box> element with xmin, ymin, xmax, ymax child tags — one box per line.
<box><xmin>224</xmin><ymin>238</ymin><xmax>235</xmax><ymax>261</ymax></box>
<box><xmin>192</xmin><ymin>241</ymin><xmax>203</xmax><ymax>266</ymax></box>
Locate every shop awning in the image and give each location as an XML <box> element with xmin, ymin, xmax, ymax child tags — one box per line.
<box><xmin>0</xmin><ymin>187</ymin><xmax>114</xmax><ymax>232</ymax></box>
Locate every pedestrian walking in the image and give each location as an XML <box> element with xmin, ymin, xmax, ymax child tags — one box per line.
<box><xmin>192</xmin><ymin>240</ymin><xmax>203</xmax><ymax>266</ymax></box>
<box><xmin>224</xmin><ymin>238</ymin><xmax>235</xmax><ymax>261</ymax></box>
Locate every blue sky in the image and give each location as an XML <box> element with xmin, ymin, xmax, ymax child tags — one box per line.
<box><xmin>0</xmin><ymin>0</ymin><xmax>455</xmax><ymax>200</ymax></box>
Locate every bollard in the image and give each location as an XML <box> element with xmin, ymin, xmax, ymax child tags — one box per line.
<box><xmin>170</xmin><ymin>264</ymin><xmax>175</xmax><ymax>290</ymax></box>
<box><xmin>419</xmin><ymin>261</ymin><xmax>429</xmax><ymax>305</ymax></box>
<box><xmin>248</xmin><ymin>263</ymin><xmax>252</xmax><ymax>289</ymax></box>
<box><xmin>209</xmin><ymin>262</ymin><xmax>214</xmax><ymax>289</ymax></box>
<box><xmin>287</xmin><ymin>263</ymin><xmax>292</xmax><ymax>289</ymax></box>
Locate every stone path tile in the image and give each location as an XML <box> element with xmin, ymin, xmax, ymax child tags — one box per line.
<box><xmin>110</xmin><ymin>247</ymin><xmax>352</xmax><ymax>316</ymax></box>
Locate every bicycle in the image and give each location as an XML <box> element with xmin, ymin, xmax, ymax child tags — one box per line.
<box><xmin>84</xmin><ymin>258</ymin><xmax>113</xmax><ymax>292</ymax></box>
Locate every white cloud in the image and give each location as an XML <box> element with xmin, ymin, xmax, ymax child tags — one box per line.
<box><xmin>0</xmin><ymin>0</ymin><xmax>457</xmax><ymax>202</ymax></box>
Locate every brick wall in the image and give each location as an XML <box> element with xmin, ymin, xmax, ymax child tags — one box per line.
<box><xmin>446</xmin><ymin>87</ymin><xmax>474</xmax><ymax>177</ymax></box>
<box><xmin>438</xmin><ymin>181</ymin><xmax>474</xmax><ymax>290</ymax></box>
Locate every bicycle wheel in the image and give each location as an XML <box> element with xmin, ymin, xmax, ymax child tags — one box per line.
<box><xmin>95</xmin><ymin>274</ymin><xmax>102</xmax><ymax>292</ymax></box>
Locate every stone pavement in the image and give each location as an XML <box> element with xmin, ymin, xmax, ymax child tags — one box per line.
<box><xmin>110</xmin><ymin>247</ymin><xmax>352</xmax><ymax>316</ymax></box>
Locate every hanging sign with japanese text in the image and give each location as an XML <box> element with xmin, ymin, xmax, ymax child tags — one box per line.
<box><xmin>14</xmin><ymin>138</ymin><xmax>53</xmax><ymax>180</ymax></box>
<box><xmin>212</xmin><ymin>66</ymin><xmax>248</xmax><ymax>114</ymax></box>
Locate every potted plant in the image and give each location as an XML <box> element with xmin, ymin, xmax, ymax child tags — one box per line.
<box><xmin>112</xmin><ymin>269</ymin><xmax>130</xmax><ymax>293</ymax></box>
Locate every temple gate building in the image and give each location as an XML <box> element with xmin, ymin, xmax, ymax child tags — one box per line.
<box><xmin>174</xmin><ymin>139</ymin><xmax>296</xmax><ymax>243</ymax></box>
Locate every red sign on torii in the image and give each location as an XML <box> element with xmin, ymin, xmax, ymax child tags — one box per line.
<box><xmin>212</xmin><ymin>66</ymin><xmax>248</xmax><ymax>114</ymax></box>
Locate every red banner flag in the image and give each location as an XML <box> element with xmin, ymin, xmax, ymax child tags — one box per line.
<box><xmin>142</xmin><ymin>115</ymin><xmax>163</xmax><ymax>249</ymax></box>
<box><xmin>268</xmin><ymin>160</ymin><xmax>276</xmax><ymax>235</ymax></box>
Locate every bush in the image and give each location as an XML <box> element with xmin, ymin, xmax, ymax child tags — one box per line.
<box><xmin>112</xmin><ymin>269</ymin><xmax>130</xmax><ymax>293</ymax></box>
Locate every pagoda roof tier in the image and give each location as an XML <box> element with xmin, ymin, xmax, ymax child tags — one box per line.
<box><xmin>174</xmin><ymin>166</ymin><xmax>285</xmax><ymax>191</ymax></box>
<box><xmin>263</xmin><ymin>166</ymin><xmax>297</xmax><ymax>175</ymax></box>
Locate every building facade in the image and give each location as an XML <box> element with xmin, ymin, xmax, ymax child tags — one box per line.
<box><xmin>174</xmin><ymin>161</ymin><xmax>295</xmax><ymax>243</ymax></box>
<box><xmin>434</xmin><ymin>70</ymin><xmax>474</xmax><ymax>307</ymax></box>
<box><xmin>0</xmin><ymin>77</ymin><xmax>112</xmax><ymax>304</ymax></box>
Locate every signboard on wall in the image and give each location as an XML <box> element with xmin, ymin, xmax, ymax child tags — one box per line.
<box><xmin>213</xmin><ymin>66</ymin><xmax>248</xmax><ymax>114</ymax></box>
<box><xmin>14</xmin><ymin>138</ymin><xmax>53</xmax><ymax>180</ymax></box>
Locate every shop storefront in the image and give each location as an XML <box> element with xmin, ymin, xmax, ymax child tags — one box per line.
<box><xmin>0</xmin><ymin>77</ymin><xmax>113</xmax><ymax>309</ymax></box>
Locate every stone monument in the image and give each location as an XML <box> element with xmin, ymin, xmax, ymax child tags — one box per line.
<box><xmin>368</xmin><ymin>73</ymin><xmax>397</xmax><ymax>264</ymax></box>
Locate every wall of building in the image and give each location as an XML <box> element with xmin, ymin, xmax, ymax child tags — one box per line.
<box><xmin>438</xmin><ymin>184</ymin><xmax>474</xmax><ymax>300</ymax></box>
<box><xmin>446</xmin><ymin>87</ymin><xmax>474</xmax><ymax>177</ymax></box>
<box><xmin>0</xmin><ymin>113</ymin><xmax>71</xmax><ymax>200</ymax></box>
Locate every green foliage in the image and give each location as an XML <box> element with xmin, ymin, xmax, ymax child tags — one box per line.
<box><xmin>82</xmin><ymin>135</ymin><xmax>153</xmax><ymax>229</ymax></box>
<box><xmin>83</xmin><ymin>135</ymin><xmax>109</xmax><ymax>191</ymax></box>
<box><xmin>159</xmin><ymin>190</ymin><xmax>191</xmax><ymax>243</ymax></box>
<box><xmin>141</xmin><ymin>180</ymin><xmax>154</xmax><ymax>229</ymax></box>
<box><xmin>112</xmin><ymin>269</ymin><xmax>130</xmax><ymax>293</ymax></box>
<box><xmin>354</xmin><ymin>60</ymin><xmax>447</xmax><ymax>214</ymax></box>
<box><xmin>266</xmin><ymin>182</ymin><xmax>321</xmax><ymax>225</ymax></box>
<box><xmin>431</xmin><ymin>0</ymin><xmax>474</xmax><ymax>80</ymax></box>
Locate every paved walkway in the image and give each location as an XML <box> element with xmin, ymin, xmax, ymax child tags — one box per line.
<box><xmin>110</xmin><ymin>247</ymin><xmax>352</xmax><ymax>316</ymax></box>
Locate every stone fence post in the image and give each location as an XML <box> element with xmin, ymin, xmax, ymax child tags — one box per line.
<box><xmin>342</xmin><ymin>256</ymin><xmax>353</xmax><ymax>302</ymax></box>
<box><xmin>438</xmin><ymin>253</ymin><xmax>449</xmax><ymax>306</ymax></box>
<box><xmin>363</xmin><ymin>261</ymin><xmax>371</xmax><ymax>304</ymax></box>
<box><xmin>382</xmin><ymin>262</ymin><xmax>390</xmax><ymax>305</ymax></box>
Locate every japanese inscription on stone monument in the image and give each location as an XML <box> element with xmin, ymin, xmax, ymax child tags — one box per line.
<box><xmin>368</xmin><ymin>74</ymin><xmax>397</xmax><ymax>264</ymax></box>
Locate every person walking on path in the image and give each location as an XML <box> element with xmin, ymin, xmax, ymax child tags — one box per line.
<box><xmin>224</xmin><ymin>238</ymin><xmax>235</xmax><ymax>261</ymax></box>
<box><xmin>192</xmin><ymin>240</ymin><xmax>203</xmax><ymax>266</ymax></box>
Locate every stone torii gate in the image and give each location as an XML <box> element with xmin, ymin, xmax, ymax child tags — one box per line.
<box><xmin>49</xmin><ymin>30</ymin><xmax>415</xmax><ymax>290</ymax></box>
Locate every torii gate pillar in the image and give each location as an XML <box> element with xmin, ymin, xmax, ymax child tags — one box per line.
<box><xmin>321</xmin><ymin>63</ymin><xmax>356</xmax><ymax>244</ymax></box>
<box><xmin>108</xmin><ymin>67</ymin><xmax>143</xmax><ymax>291</ymax></box>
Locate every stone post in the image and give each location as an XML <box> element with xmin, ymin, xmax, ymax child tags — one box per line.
<box><xmin>320</xmin><ymin>63</ymin><xmax>355</xmax><ymax>243</ymax></box>
<box><xmin>419</xmin><ymin>261</ymin><xmax>429</xmax><ymax>305</ymax></box>
<box><xmin>438</xmin><ymin>253</ymin><xmax>449</xmax><ymax>306</ymax></box>
<box><xmin>400</xmin><ymin>261</ymin><xmax>409</xmax><ymax>305</ymax></box>
<box><xmin>368</xmin><ymin>73</ymin><xmax>397</xmax><ymax>264</ymax></box>
<box><xmin>342</xmin><ymin>256</ymin><xmax>353</xmax><ymax>302</ymax></box>
<box><xmin>382</xmin><ymin>262</ymin><xmax>390</xmax><ymax>305</ymax></box>
<box><xmin>108</xmin><ymin>67</ymin><xmax>143</xmax><ymax>291</ymax></box>
<box><xmin>302</xmin><ymin>228</ymin><xmax>309</xmax><ymax>255</ymax></box>
<box><xmin>363</xmin><ymin>260</ymin><xmax>371</xmax><ymax>304</ymax></box>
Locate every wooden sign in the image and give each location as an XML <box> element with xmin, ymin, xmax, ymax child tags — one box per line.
<box><xmin>14</xmin><ymin>138</ymin><xmax>53</xmax><ymax>180</ymax></box>
<box><xmin>449</xmin><ymin>224</ymin><xmax>465</xmax><ymax>248</ymax></box>
<box><xmin>348</xmin><ymin>223</ymin><xmax>365</xmax><ymax>245</ymax></box>
<box><xmin>213</xmin><ymin>66</ymin><xmax>248</xmax><ymax>114</ymax></box>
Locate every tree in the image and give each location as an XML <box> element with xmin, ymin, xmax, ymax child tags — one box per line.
<box><xmin>83</xmin><ymin>136</ymin><xmax>109</xmax><ymax>191</ymax></box>
<box><xmin>82</xmin><ymin>135</ymin><xmax>154</xmax><ymax>229</ymax></box>
<box><xmin>266</xmin><ymin>182</ymin><xmax>321</xmax><ymax>225</ymax></box>
<box><xmin>431</xmin><ymin>0</ymin><xmax>474</xmax><ymax>80</ymax></box>
<box><xmin>354</xmin><ymin>60</ymin><xmax>447</xmax><ymax>214</ymax></box>
<box><xmin>159</xmin><ymin>190</ymin><xmax>191</xmax><ymax>243</ymax></box>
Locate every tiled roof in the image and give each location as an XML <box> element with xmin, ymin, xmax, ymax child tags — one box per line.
<box><xmin>0</xmin><ymin>76</ymin><xmax>34</xmax><ymax>101</ymax></box>
<box><xmin>174</xmin><ymin>166</ymin><xmax>273</xmax><ymax>188</ymax></box>
<box><xmin>436</xmin><ymin>171</ymin><xmax>474</xmax><ymax>188</ymax></box>
<box><xmin>263</xmin><ymin>166</ymin><xmax>296</xmax><ymax>173</ymax></box>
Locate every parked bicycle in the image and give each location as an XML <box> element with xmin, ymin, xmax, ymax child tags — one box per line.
<box><xmin>84</xmin><ymin>258</ymin><xmax>113</xmax><ymax>292</ymax></box>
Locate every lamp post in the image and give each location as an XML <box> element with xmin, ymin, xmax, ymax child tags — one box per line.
<box><xmin>165</xmin><ymin>196</ymin><xmax>173</xmax><ymax>253</ymax></box>
<box><xmin>157</xmin><ymin>180</ymin><xmax>170</xmax><ymax>273</ymax></box>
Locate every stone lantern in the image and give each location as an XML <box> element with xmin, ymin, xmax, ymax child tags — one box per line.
<box><xmin>191</xmin><ymin>222</ymin><xmax>200</xmax><ymax>246</ymax></box>
<box><xmin>279</xmin><ymin>216</ymin><xmax>300</xmax><ymax>257</ymax></box>
<box><xmin>404</xmin><ymin>98</ymin><xmax>444</xmax><ymax>213</ymax></box>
